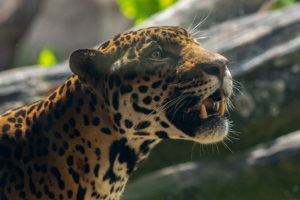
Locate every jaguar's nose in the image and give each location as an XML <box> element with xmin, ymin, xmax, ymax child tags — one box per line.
<box><xmin>202</xmin><ymin>58</ymin><xmax>229</xmax><ymax>79</ymax></box>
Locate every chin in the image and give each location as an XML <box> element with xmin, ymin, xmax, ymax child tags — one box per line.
<box><xmin>193</xmin><ymin>116</ymin><xmax>229</xmax><ymax>144</ymax></box>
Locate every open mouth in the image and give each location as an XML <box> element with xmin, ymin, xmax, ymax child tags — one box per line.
<box><xmin>165</xmin><ymin>89</ymin><xmax>226</xmax><ymax>137</ymax></box>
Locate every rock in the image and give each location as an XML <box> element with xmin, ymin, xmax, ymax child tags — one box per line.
<box><xmin>15</xmin><ymin>0</ymin><xmax>133</xmax><ymax>66</ymax></box>
<box><xmin>122</xmin><ymin>130</ymin><xmax>300</xmax><ymax>200</ymax></box>
<box><xmin>0</xmin><ymin>0</ymin><xmax>45</xmax><ymax>70</ymax></box>
<box><xmin>140</xmin><ymin>0</ymin><xmax>269</xmax><ymax>29</ymax></box>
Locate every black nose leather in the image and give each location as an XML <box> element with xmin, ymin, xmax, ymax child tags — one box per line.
<box><xmin>203</xmin><ymin>59</ymin><xmax>229</xmax><ymax>77</ymax></box>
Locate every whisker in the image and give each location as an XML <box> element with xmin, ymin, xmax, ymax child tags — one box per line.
<box><xmin>189</xmin><ymin>11</ymin><xmax>211</xmax><ymax>35</ymax></box>
<box><xmin>222</xmin><ymin>141</ymin><xmax>233</xmax><ymax>153</ymax></box>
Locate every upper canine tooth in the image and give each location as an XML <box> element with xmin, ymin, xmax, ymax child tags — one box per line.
<box><xmin>218</xmin><ymin>101</ymin><xmax>225</xmax><ymax>116</ymax></box>
<box><xmin>201</xmin><ymin>104</ymin><xmax>208</xmax><ymax>119</ymax></box>
<box><xmin>218</xmin><ymin>89</ymin><xmax>225</xmax><ymax>116</ymax></box>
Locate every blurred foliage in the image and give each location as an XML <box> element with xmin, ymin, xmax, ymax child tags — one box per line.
<box><xmin>117</xmin><ymin>0</ymin><xmax>178</xmax><ymax>24</ymax></box>
<box><xmin>272</xmin><ymin>0</ymin><xmax>300</xmax><ymax>9</ymax></box>
<box><xmin>124</xmin><ymin>157</ymin><xmax>300</xmax><ymax>200</ymax></box>
<box><xmin>38</xmin><ymin>47</ymin><xmax>57</xmax><ymax>67</ymax></box>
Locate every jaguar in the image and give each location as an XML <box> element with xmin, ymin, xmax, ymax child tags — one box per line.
<box><xmin>0</xmin><ymin>26</ymin><xmax>233</xmax><ymax>200</ymax></box>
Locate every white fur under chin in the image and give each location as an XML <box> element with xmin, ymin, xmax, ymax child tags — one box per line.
<box><xmin>195</xmin><ymin>118</ymin><xmax>229</xmax><ymax>144</ymax></box>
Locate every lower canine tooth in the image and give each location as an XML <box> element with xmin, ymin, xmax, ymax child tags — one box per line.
<box><xmin>218</xmin><ymin>89</ymin><xmax>225</xmax><ymax>116</ymax></box>
<box><xmin>201</xmin><ymin>104</ymin><xmax>208</xmax><ymax>119</ymax></box>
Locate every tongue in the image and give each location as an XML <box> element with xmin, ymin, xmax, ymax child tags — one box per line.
<box><xmin>203</xmin><ymin>98</ymin><xmax>214</xmax><ymax>109</ymax></box>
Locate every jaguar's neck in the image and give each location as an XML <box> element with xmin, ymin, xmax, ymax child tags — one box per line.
<box><xmin>24</xmin><ymin>75</ymin><xmax>160</xmax><ymax>199</ymax></box>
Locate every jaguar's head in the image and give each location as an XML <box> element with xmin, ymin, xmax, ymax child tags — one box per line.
<box><xmin>70</xmin><ymin>26</ymin><xmax>233</xmax><ymax>144</ymax></box>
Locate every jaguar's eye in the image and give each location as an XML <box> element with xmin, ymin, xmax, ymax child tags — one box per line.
<box><xmin>151</xmin><ymin>50</ymin><xmax>162</xmax><ymax>59</ymax></box>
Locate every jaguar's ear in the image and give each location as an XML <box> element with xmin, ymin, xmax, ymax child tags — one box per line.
<box><xmin>69</xmin><ymin>49</ymin><xmax>111</xmax><ymax>79</ymax></box>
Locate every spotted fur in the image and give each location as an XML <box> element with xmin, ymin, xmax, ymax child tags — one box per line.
<box><xmin>0</xmin><ymin>26</ymin><xmax>233</xmax><ymax>200</ymax></box>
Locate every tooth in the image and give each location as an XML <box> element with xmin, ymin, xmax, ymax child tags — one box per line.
<box><xmin>201</xmin><ymin>104</ymin><xmax>208</xmax><ymax>119</ymax></box>
<box><xmin>218</xmin><ymin>101</ymin><xmax>225</xmax><ymax>116</ymax></box>
<box><xmin>218</xmin><ymin>89</ymin><xmax>225</xmax><ymax>116</ymax></box>
<box><xmin>215</xmin><ymin>102</ymin><xmax>219</xmax><ymax>111</ymax></box>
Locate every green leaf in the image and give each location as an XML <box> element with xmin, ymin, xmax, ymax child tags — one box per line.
<box><xmin>38</xmin><ymin>47</ymin><xmax>57</xmax><ymax>67</ymax></box>
<box><xmin>117</xmin><ymin>0</ymin><xmax>178</xmax><ymax>24</ymax></box>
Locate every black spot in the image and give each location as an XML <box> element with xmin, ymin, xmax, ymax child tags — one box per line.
<box><xmin>68</xmin><ymin>190</ymin><xmax>73</xmax><ymax>198</ymax></box>
<box><xmin>36</xmin><ymin>192</ymin><xmax>42</xmax><ymax>199</ymax></box>
<box><xmin>135</xmin><ymin>121</ymin><xmax>151</xmax><ymax>130</ymax></box>
<box><xmin>154</xmin><ymin>96</ymin><xmax>160</xmax><ymax>101</ymax></box>
<box><xmin>124</xmin><ymin>71</ymin><xmax>137</xmax><ymax>80</ymax></box>
<box><xmin>27</xmin><ymin>105</ymin><xmax>36</xmax><ymax>114</ymax></box>
<box><xmin>112</xmin><ymin>91</ymin><xmax>119</xmax><ymax>110</ymax></box>
<box><xmin>101</xmin><ymin>41</ymin><xmax>110</xmax><ymax>50</ymax></box>
<box><xmin>75</xmin><ymin>145</ymin><xmax>85</xmax><ymax>154</ymax></box>
<box><xmin>67</xmin><ymin>155</ymin><xmax>73</xmax><ymax>166</ymax></box>
<box><xmin>162</xmin><ymin>84</ymin><xmax>168</xmax><ymax>91</ymax></box>
<box><xmin>134</xmin><ymin>131</ymin><xmax>150</xmax><ymax>136</ymax></box>
<box><xmin>8</xmin><ymin>117</ymin><xmax>16</xmax><ymax>123</ymax></box>
<box><xmin>160</xmin><ymin>121</ymin><xmax>170</xmax><ymax>128</ymax></box>
<box><xmin>103</xmin><ymin>138</ymin><xmax>137</xmax><ymax>184</ymax></box>
<box><xmin>108</xmin><ymin>75</ymin><xmax>114</xmax><ymax>89</ymax></box>
<box><xmin>54</xmin><ymin>132</ymin><xmax>62</xmax><ymax>139</ymax></box>
<box><xmin>59</xmin><ymin>84</ymin><xmax>65</xmax><ymax>95</ymax></box>
<box><xmin>66</xmin><ymin>80</ymin><xmax>72</xmax><ymax>87</ymax></box>
<box><xmin>0</xmin><ymin>145</ymin><xmax>11</xmax><ymax>158</ymax></box>
<box><xmin>152</xmin><ymin>80</ymin><xmax>162</xmax><ymax>88</ymax></box>
<box><xmin>73</xmin><ymin>129</ymin><xmax>80</xmax><ymax>137</ymax></box>
<box><xmin>133</xmin><ymin>103</ymin><xmax>153</xmax><ymax>114</ymax></box>
<box><xmin>76</xmin><ymin>184</ymin><xmax>86</xmax><ymax>200</ymax></box>
<box><xmin>124</xmin><ymin>119</ymin><xmax>133</xmax><ymax>128</ymax></box>
<box><xmin>114</xmin><ymin>75</ymin><xmax>121</xmax><ymax>87</ymax></box>
<box><xmin>83</xmin><ymin>115</ymin><xmax>89</xmax><ymax>126</ymax></box>
<box><xmin>69</xmin><ymin>118</ymin><xmax>76</xmax><ymax>127</ymax></box>
<box><xmin>113</xmin><ymin>34</ymin><xmax>120</xmax><ymax>41</ymax></box>
<box><xmin>115</xmin><ymin>40</ymin><xmax>120</xmax><ymax>46</ymax></box>
<box><xmin>131</xmin><ymin>93</ymin><xmax>138</xmax><ymax>101</ymax></box>
<box><xmin>101</xmin><ymin>128</ymin><xmax>111</xmax><ymax>135</ymax></box>
<box><xmin>138</xmin><ymin>85</ymin><xmax>148</xmax><ymax>93</ymax></box>
<box><xmin>2</xmin><ymin>124</ymin><xmax>10</xmax><ymax>133</ymax></box>
<box><xmin>15</xmin><ymin>129</ymin><xmax>22</xmax><ymax>139</ymax></box>
<box><xmin>26</xmin><ymin>117</ymin><xmax>30</xmax><ymax>126</ymax></box>
<box><xmin>37</xmin><ymin>101</ymin><xmax>43</xmax><ymax>111</ymax></box>
<box><xmin>63</xmin><ymin>141</ymin><xmax>69</xmax><ymax>149</ymax></box>
<box><xmin>113</xmin><ymin>113</ymin><xmax>122</xmax><ymax>126</ymax></box>
<box><xmin>68</xmin><ymin>168</ymin><xmax>79</xmax><ymax>183</ymax></box>
<box><xmin>155</xmin><ymin>131</ymin><xmax>169</xmax><ymax>139</ymax></box>
<box><xmin>84</xmin><ymin>164</ymin><xmax>90</xmax><ymax>173</ymax></box>
<box><xmin>143</xmin><ymin>76</ymin><xmax>150</xmax><ymax>81</ymax></box>
<box><xmin>127</xmin><ymin>48</ymin><xmax>136</xmax><ymax>59</ymax></box>
<box><xmin>0</xmin><ymin>173</ymin><xmax>8</xmax><ymax>188</ymax></box>
<box><xmin>95</xmin><ymin>148</ymin><xmax>101</xmax><ymax>157</ymax></box>
<box><xmin>63</xmin><ymin>124</ymin><xmax>69</xmax><ymax>132</ymax></box>
<box><xmin>18</xmin><ymin>191</ymin><xmax>26</xmax><ymax>198</ymax></box>
<box><xmin>15</xmin><ymin>109</ymin><xmax>26</xmax><ymax>117</ymax></box>
<box><xmin>92</xmin><ymin>117</ymin><xmax>100</xmax><ymax>126</ymax></box>
<box><xmin>50</xmin><ymin>167</ymin><xmax>65</xmax><ymax>190</ymax></box>
<box><xmin>142</xmin><ymin>96</ymin><xmax>152</xmax><ymax>105</ymax></box>
<box><xmin>58</xmin><ymin>148</ymin><xmax>65</xmax><ymax>156</ymax></box>
<box><xmin>140</xmin><ymin>140</ymin><xmax>156</xmax><ymax>154</ymax></box>
<box><xmin>75</xmin><ymin>79</ymin><xmax>82</xmax><ymax>91</ymax></box>
<box><xmin>126</xmin><ymin>35</ymin><xmax>131</xmax><ymax>40</ymax></box>
<box><xmin>41</xmin><ymin>165</ymin><xmax>47</xmax><ymax>173</ymax></box>
<box><xmin>49</xmin><ymin>92</ymin><xmax>57</xmax><ymax>100</ymax></box>
<box><xmin>93</xmin><ymin>164</ymin><xmax>100</xmax><ymax>177</ymax></box>
<box><xmin>14</xmin><ymin>124</ymin><xmax>22</xmax><ymax>128</ymax></box>
<box><xmin>120</xmin><ymin>85</ymin><xmax>133</xmax><ymax>94</ymax></box>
